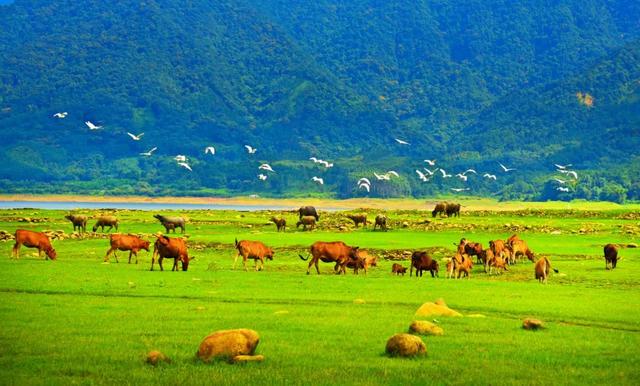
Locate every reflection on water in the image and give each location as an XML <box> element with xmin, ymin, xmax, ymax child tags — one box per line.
<box><xmin>0</xmin><ymin>201</ymin><xmax>341</xmax><ymax>212</ymax></box>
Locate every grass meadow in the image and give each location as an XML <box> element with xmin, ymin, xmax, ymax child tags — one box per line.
<box><xmin>0</xmin><ymin>201</ymin><xmax>639</xmax><ymax>385</ymax></box>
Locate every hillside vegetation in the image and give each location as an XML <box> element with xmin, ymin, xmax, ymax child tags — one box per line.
<box><xmin>0</xmin><ymin>0</ymin><xmax>638</xmax><ymax>200</ymax></box>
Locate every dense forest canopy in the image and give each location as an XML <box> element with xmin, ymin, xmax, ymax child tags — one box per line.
<box><xmin>0</xmin><ymin>0</ymin><xmax>638</xmax><ymax>202</ymax></box>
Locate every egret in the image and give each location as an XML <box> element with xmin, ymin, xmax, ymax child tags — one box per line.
<box><xmin>85</xmin><ymin>121</ymin><xmax>102</xmax><ymax>130</ymax></box>
<box><xmin>424</xmin><ymin>159</ymin><xmax>436</xmax><ymax>166</ymax></box>
<box><xmin>483</xmin><ymin>173</ymin><xmax>497</xmax><ymax>180</ymax></box>
<box><xmin>451</xmin><ymin>188</ymin><xmax>470</xmax><ymax>192</ymax></box>
<box><xmin>259</xmin><ymin>163</ymin><xmax>274</xmax><ymax>172</ymax></box>
<box><xmin>498</xmin><ymin>162</ymin><xmax>516</xmax><ymax>172</ymax></box>
<box><xmin>140</xmin><ymin>147</ymin><xmax>157</xmax><ymax>156</ymax></box>
<box><xmin>312</xmin><ymin>176</ymin><xmax>324</xmax><ymax>185</ymax></box>
<box><xmin>394</xmin><ymin>138</ymin><xmax>410</xmax><ymax>145</ymax></box>
<box><xmin>177</xmin><ymin>162</ymin><xmax>192</xmax><ymax>171</ymax></box>
<box><xmin>358</xmin><ymin>183</ymin><xmax>370</xmax><ymax>192</ymax></box>
<box><xmin>204</xmin><ymin>146</ymin><xmax>215</xmax><ymax>155</ymax></box>
<box><xmin>258</xmin><ymin>174</ymin><xmax>267</xmax><ymax>181</ymax></box>
<box><xmin>244</xmin><ymin>145</ymin><xmax>257</xmax><ymax>154</ymax></box>
<box><xmin>53</xmin><ymin>112</ymin><xmax>68</xmax><ymax>119</ymax></box>
<box><xmin>439</xmin><ymin>169</ymin><xmax>452</xmax><ymax>178</ymax></box>
<box><xmin>126</xmin><ymin>132</ymin><xmax>144</xmax><ymax>141</ymax></box>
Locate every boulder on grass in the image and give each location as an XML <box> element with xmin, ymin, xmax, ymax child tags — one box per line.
<box><xmin>522</xmin><ymin>318</ymin><xmax>544</xmax><ymax>330</ymax></box>
<box><xmin>146</xmin><ymin>350</ymin><xmax>171</xmax><ymax>366</ymax></box>
<box><xmin>409</xmin><ymin>320</ymin><xmax>444</xmax><ymax>336</ymax></box>
<box><xmin>197</xmin><ymin>329</ymin><xmax>260</xmax><ymax>363</ymax></box>
<box><xmin>385</xmin><ymin>333</ymin><xmax>426</xmax><ymax>357</ymax></box>
<box><xmin>415</xmin><ymin>299</ymin><xmax>463</xmax><ymax>317</ymax></box>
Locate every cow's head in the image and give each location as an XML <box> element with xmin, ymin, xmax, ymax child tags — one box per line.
<box><xmin>46</xmin><ymin>246</ymin><xmax>57</xmax><ymax>260</ymax></box>
<box><xmin>348</xmin><ymin>246</ymin><xmax>360</xmax><ymax>260</ymax></box>
<box><xmin>141</xmin><ymin>240</ymin><xmax>151</xmax><ymax>252</ymax></box>
<box><xmin>92</xmin><ymin>225</ymin><xmax>98</xmax><ymax>232</ymax></box>
<box><xmin>180</xmin><ymin>255</ymin><xmax>193</xmax><ymax>271</ymax></box>
<box><xmin>266</xmin><ymin>248</ymin><xmax>274</xmax><ymax>261</ymax></box>
<box><xmin>64</xmin><ymin>215</ymin><xmax>73</xmax><ymax>221</ymax></box>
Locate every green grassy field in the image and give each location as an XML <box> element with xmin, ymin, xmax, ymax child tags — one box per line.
<box><xmin>0</xmin><ymin>203</ymin><xmax>639</xmax><ymax>385</ymax></box>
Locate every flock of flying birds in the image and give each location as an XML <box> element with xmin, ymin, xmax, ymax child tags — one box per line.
<box><xmin>53</xmin><ymin>112</ymin><xmax>579</xmax><ymax>194</ymax></box>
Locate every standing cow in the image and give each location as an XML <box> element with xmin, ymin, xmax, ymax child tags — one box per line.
<box><xmin>432</xmin><ymin>202</ymin><xmax>447</xmax><ymax>218</ymax></box>
<box><xmin>298</xmin><ymin>206</ymin><xmax>319</xmax><ymax>221</ymax></box>
<box><xmin>92</xmin><ymin>215</ymin><xmax>119</xmax><ymax>233</ymax></box>
<box><xmin>154</xmin><ymin>214</ymin><xmax>186</xmax><ymax>234</ymax></box>
<box><xmin>299</xmin><ymin>241</ymin><xmax>359</xmax><ymax>275</ymax></box>
<box><xmin>151</xmin><ymin>236</ymin><xmax>192</xmax><ymax>271</ymax></box>
<box><xmin>410</xmin><ymin>251</ymin><xmax>439</xmax><ymax>278</ymax></box>
<box><xmin>65</xmin><ymin>214</ymin><xmax>88</xmax><ymax>234</ymax></box>
<box><xmin>105</xmin><ymin>234</ymin><xmax>150</xmax><ymax>263</ymax></box>
<box><xmin>374</xmin><ymin>214</ymin><xmax>388</xmax><ymax>231</ymax></box>
<box><xmin>346</xmin><ymin>214</ymin><xmax>367</xmax><ymax>228</ymax></box>
<box><xmin>603</xmin><ymin>244</ymin><xmax>619</xmax><ymax>270</ymax></box>
<box><xmin>445</xmin><ymin>203</ymin><xmax>461</xmax><ymax>217</ymax></box>
<box><xmin>12</xmin><ymin>230</ymin><xmax>57</xmax><ymax>260</ymax></box>
<box><xmin>234</xmin><ymin>239</ymin><xmax>274</xmax><ymax>271</ymax></box>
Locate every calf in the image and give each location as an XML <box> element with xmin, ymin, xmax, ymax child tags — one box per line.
<box><xmin>93</xmin><ymin>215</ymin><xmax>119</xmax><ymax>232</ymax></box>
<box><xmin>298</xmin><ymin>206</ymin><xmax>319</xmax><ymax>221</ymax></box>
<box><xmin>154</xmin><ymin>214</ymin><xmax>186</xmax><ymax>234</ymax></box>
<box><xmin>373</xmin><ymin>214</ymin><xmax>388</xmax><ymax>231</ymax></box>
<box><xmin>346</xmin><ymin>250</ymin><xmax>378</xmax><ymax>275</ymax></box>
<box><xmin>151</xmin><ymin>236</ymin><xmax>192</xmax><ymax>271</ymax></box>
<box><xmin>534</xmin><ymin>256</ymin><xmax>552</xmax><ymax>284</ymax></box>
<box><xmin>346</xmin><ymin>214</ymin><xmax>367</xmax><ymax>228</ymax></box>
<box><xmin>296</xmin><ymin>216</ymin><xmax>316</xmax><ymax>231</ymax></box>
<box><xmin>488</xmin><ymin>253</ymin><xmax>509</xmax><ymax>275</ymax></box>
<box><xmin>603</xmin><ymin>244</ymin><xmax>619</xmax><ymax>270</ymax></box>
<box><xmin>12</xmin><ymin>230</ymin><xmax>57</xmax><ymax>260</ymax></box>
<box><xmin>234</xmin><ymin>239</ymin><xmax>274</xmax><ymax>271</ymax></box>
<box><xmin>65</xmin><ymin>214</ymin><xmax>88</xmax><ymax>234</ymax></box>
<box><xmin>454</xmin><ymin>253</ymin><xmax>473</xmax><ymax>279</ymax></box>
<box><xmin>410</xmin><ymin>251</ymin><xmax>439</xmax><ymax>278</ymax></box>
<box><xmin>391</xmin><ymin>263</ymin><xmax>407</xmax><ymax>276</ymax></box>
<box><xmin>489</xmin><ymin>239</ymin><xmax>509</xmax><ymax>260</ymax></box>
<box><xmin>270</xmin><ymin>217</ymin><xmax>286</xmax><ymax>232</ymax></box>
<box><xmin>104</xmin><ymin>234</ymin><xmax>150</xmax><ymax>263</ymax></box>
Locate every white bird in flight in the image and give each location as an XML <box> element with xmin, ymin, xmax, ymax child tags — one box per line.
<box><xmin>483</xmin><ymin>173</ymin><xmax>497</xmax><ymax>180</ymax></box>
<box><xmin>309</xmin><ymin>157</ymin><xmax>319</xmax><ymax>163</ymax></box>
<box><xmin>53</xmin><ymin>112</ymin><xmax>68</xmax><ymax>119</ymax></box>
<box><xmin>439</xmin><ymin>169</ymin><xmax>452</xmax><ymax>178</ymax></box>
<box><xmin>386</xmin><ymin>171</ymin><xmax>399</xmax><ymax>178</ymax></box>
<box><xmin>462</xmin><ymin>169</ymin><xmax>477</xmax><ymax>175</ymax></box>
<box><xmin>555</xmin><ymin>163</ymin><xmax>572</xmax><ymax>170</ymax></box>
<box><xmin>374</xmin><ymin>172</ymin><xmax>390</xmax><ymax>181</ymax></box>
<box><xmin>127</xmin><ymin>132</ymin><xmax>144</xmax><ymax>141</ymax></box>
<box><xmin>499</xmin><ymin>162</ymin><xmax>516</xmax><ymax>172</ymax></box>
<box><xmin>424</xmin><ymin>159</ymin><xmax>436</xmax><ymax>166</ymax></box>
<box><xmin>455</xmin><ymin>173</ymin><xmax>468</xmax><ymax>182</ymax></box>
<box><xmin>177</xmin><ymin>162</ymin><xmax>192</xmax><ymax>171</ymax></box>
<box><xmin>423</xmin><ymin>168</ymin><xmax>437</xmax><ymax>176</ymax></box>
<box><xmin>140</xmin><ymin>147</ymin><xmax>157</xmax><ymax>156</ymax></box>
<box><xmin>451</xmin><ymin>188</ymin><xmax>470</xmax><ymax>192</ymax></box>
<box><xmin>174</xmin><ymin>155</ymin><xmax>187</xmax><ymax>162</ymax></box>
<box><xmin>358</xmin><ymin>178</ymin><xmax>371</xmax><ymax>185</ymax></box>
<box><xmin>557</xmin><ymin>187</ymin><xmax>570</xmax><ymax>192</ymax></box>
<box><xmin>85</xmin><ymin>121</ymin><xmax>102</xmax><ymax>130</ymax></box>
<box><xmin>415</xmin><ymin>170</ymin><xmax>428</xmax><ymax>182</ymax></box>
<box><xmin>204</xmin><ymin>146</ymin><xmax>215</xmax><ymax>155</ymax></box>
<box><xmin>258</xmin><ymin>174</ymin><xmax>267</xmax><ymax>181</ymax></box>
<box><xmin>312</xmin><ymin>176</ymin><xmax>324</xmax><ymax>185</ymax></box>
<box><xmin>554</xmin><ymin>178</ymin><xmax>566</xmax><ymax>184</ymax></box>
<box><xmin>259</xmin><ymin>163</ymin><xmax>274</xmax><ymax>172</ymax></box>
<box><xmin>395</xmin><ymin>138</ymin><xmax>410</xmax><ymax>145</ymax></box>
<box><xmin>561</xmin><ymin>170</ymin><xmax>578</xmax><ymax>179</ymax></box>
<box><xmin>318</xmin><ymin>160</ymin><xmax>334</xmax><ymax>168</ymax></box>
<box><xmin>244</xmin><ymin>145</ymin><xmax>257</xmax><ymax>154</ymax></box>
<box><xmin>358</xmin><ymin>183</ymin><xmax>370</xmax><ymax>192</ymax></box>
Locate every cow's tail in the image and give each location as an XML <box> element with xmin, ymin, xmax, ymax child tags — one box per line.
<box><xmin>298</xmin><ymin>254</ymin><xmax>310</xmax><ymax>261</ymax></box>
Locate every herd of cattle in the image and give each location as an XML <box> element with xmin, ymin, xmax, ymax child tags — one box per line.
<box><xmin>8</xmin><ymin>205</ymin><xmax>623</xmax><ymax>282</ymax></box>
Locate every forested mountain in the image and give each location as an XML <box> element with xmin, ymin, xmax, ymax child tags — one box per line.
<box><xmin>0</xmin><ymin>0</ymin><xmax>638</xmax><ymax>201</ymax></box>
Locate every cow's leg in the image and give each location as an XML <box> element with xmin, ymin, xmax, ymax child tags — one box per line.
<box><xmin>314</xmin><ymin>258</ymin><xmax>320</xmax><ymax>274</ymax></box>
<box><xmin>233</xmin><ymin>252</ymin><xmax>241</xmax><ymax>270</ymax></box>
<box><xmin>243</xmin><ymin>256</ymin><xmax>249</xmax><ymax>272</ymax></box>
<box><xmin>159</xmin><ymin>257</ymin><xmax>164</xmax><ymax>271</ymax></box>
<box><xmin>613</xmin><ymin>259</ymin><xmax>617</xmax><ymax>269</ymax></box>
<box><xmin>105</xmin><ymin>246</ymin><xmax>116</xmax><ymax>262</ymax></box>
<box><xmin>12</xmin><ymin>242</ymin><xmax>20</xmax><ymax>259</ymax></box>
<box><xmin>128</xmin><ymin>250</ymin><xmax>134</xmax><ymax>264</ymax></box>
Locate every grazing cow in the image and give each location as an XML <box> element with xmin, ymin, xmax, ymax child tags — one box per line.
<box><xmin>151</xmin><ymin>236</ymin><xmax>192</xmax><ymax>271</ymax></box>
<box><xmin>489</xmin><ymin>239</ymin><xmax>509</xmax><ymax>260</ymax></box>
<box><xmin>296</xmin><ymin>216</ymin><xmax>316</xmax><ymax>231</ymax></box>
<box><xmin>298</xmin><ymin>206</ymin><xmax>319</xmax><ymax>221</ymax></box>
<box><xmin>154</xmin><ymin>214</ymin><xmax>186</xmax><ymax>234</ymax></box>
<box><xmin>65</xmin><ymin>214</ymin><xmax>88</xmax><ymax>234</ymax></box>
<box><xmin>534</xmin><ymin>256</ymin><xmax>552</xmax><ymax>284</ymax></box>
<box><xmin>391</xmin><ymin>263</ymin><xmax>407</xmax><ymax>276</ymax></box>
<box><xmin>445</xmin><ymin>202</ymin><xmax>461</xmax><ymax>217</ymax></box>
<box><xmin>12</xmin><ymin>230</ymin><xmax>57</xmax><ymax>260</ymax></box>
<box><xmin>464</xmin><ymin>242</ymin><xmax>484</xmax><ymax>264</ymax></box>
<box><xmin>299</xmin><ymin>241</ymin><xmax>359</xmax><ymax>275</ymax></box>
<box><xmin>346</xmin><ymin>214</ymin><xmax>367</xmax><ymax>228</ymax></box>
<box><xmin>507</xmin><ymin>234</ymin><xmax>522</xmax><ymax>244</ymax></box>
<box><xmin>509</xmin><ymin>239</ymin><xmax>535</xmax><ymax>263</ymax></box>
<box><xmin>92</xmin><ymin>215</ymin><xmax>119</xmax><ymax>232</ymax></box>
<box><xmin>410</xmin><ymin>251</ymin><xmax>439</xmax><ymax>278</ymax></box>
<box><xmin>346</xmin><ymin>250</ymin><xmax>378</xmax><ymax>275</ymax></box>
<box><xmin>234</xmin><ymin>239</ymin><xmax>274</xmax><ymax>271</ymax></box>
<box><xmin>373</xmin><ymin>214</ymin><xmax>388</xmax><ymax>231</ymax></box>
<box><xmin>603</xmin><ymin>244</ymin><xmax>619</xmax><ymax>270</ymax></box>
<box><xmin>489</xmin><ymin>253</ymin><xmax>509</xmax><ymax>275</ymax></box>
<box><xmin>454</xmin><ymin>253</ymin><xmax>473</xmax><ymax>279</ymax></box>
<box><xmin>270</xmin><ymin>217</ymin><xmax>286</xmax><ymax>232</ymax></box>
<box><xmin>104</xmin><ymin>234</ymin><xmax>150</xmax><ymax>263</ymax></box>
<box><xmin>478</xmin><ymin>248</ymin><xmax>494</xmax><ymax>273</ymax></box>
<box><xmin>432</xmin><ymin>202</ymin><xmax>447</xmax><ymax>218</ymax></box>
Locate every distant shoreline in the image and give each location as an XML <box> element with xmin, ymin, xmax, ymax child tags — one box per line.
<box><xmin>0</xmin><ymin>194</ymin><xmax>635</xmax><ymax>211</ymax></box>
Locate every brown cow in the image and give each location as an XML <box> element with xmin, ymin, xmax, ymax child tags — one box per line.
<box><xmin>296</xmin><ymin>216</ymin><xmax>316</xmax><ymax>231</ymax></box>
<box><xmin>432</xmin><ymin>202</ymin><xmax>447</xmax><ymax>218</ymax></box>
<box><xmin>104</xmin><ymin>234</ymin><xmax>150</xmax><ymax>263</ymax></box>
<box><xmin>270</xmin><ymin>217</ymin><xmax>286</xmax><ymax>232</ymax></box>
<box><xmin>93</xmin><ymin>215</ymin><xmax>119</xmax><ymax>232</ymax></box>
<box><xmin>445</xmin><ymin>202</ymin><xmax>461</xmax><ymax>217</ymax></box>
<box><xmin>489</xmin><ymin>239</ymin><xmax>509</xmax><ymax>260</ymax></box>
<box><xmin>478</xmin><ymin>248</ymin><xmax>494</xmax><ymax>273</ymax></box>
<box><xmin>509</xmin><ymin>239</ymin><xmax>535</xmax><ymax>263</ymax></box>
<box><xmin>464</xmin><ymin>242</ymin><xmax>484</xmax><ymax>264</ymax></box>
<box><xmin>65</xmin><ymin>214</ymin><xmax>88</xmax><ymax>234</ymax></box>
<box><xmin>391</xmin><ymin>263</ymin><xmax>407</xmax><ymax>276</ymax></box>
<box><xmin>346</xmin><ymin>214</ymin><xmax>367</xmax><ymax>228</ymax></box>
<box><xmin>373</xmin><ymin>214</ymin><xmax>388</xmax><ymax>231</ymax></box>
<box><xmin>234</xmin><ymin>239</ymin><xmax>274</xmax><ymax>271</ymax></box>
<box><xmin>534</xmin><ymin>256</ymin><xmax>552</xmax><ymax>284</ymax></box>
<box><xmin>12</xmin><ymin>230</ymin><xmax>57</xmax><ymax>260</ymax></box>
<box><xmin>488</xmin><ymin>253</ymin><xmax>509</xmax><ymax>275</ymax></box>
<box><xmin>410</xmin><ymin>251</ymin><xmax>439</xmax><ymax>278</ymax></box>
<box><xmin>151</xmin><ymin>236</ymin><xmax>192</xmax><ymax>271</ymax></box>
<box><xmin>346</xmin><ymin>250</ymin><xmax>378</xmax><ymax>275</ymax></box>
<box><xmin>507</xmin><ymin>234</ymin><xmax>522</xmax><ymax>244</ymax></box>
<box><xmin>454</xmin><ymin>253</ymin><xmax>473</xmax><ymax>279</ymax></box>
<box><xmin>603</xmin><ymin>244</ymin><xmax>619</xmax><ymax>270</ymax></box>
<box><xmin>299</xmin><ymin>241</ymin><xmax>359</xmax><ymax>275</ymax></box>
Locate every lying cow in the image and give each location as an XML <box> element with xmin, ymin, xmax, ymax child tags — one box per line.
<box><xmin>374</xmin><ymin>214</ymin><xmax>388</xmax><ymax>231</ymax></box>
<box><xmin>154</xmin><ymin>214</ymin><xmax>186</xmax><ymax>234</ymax></box>
<box><xmin>93</xmin><ymin>215</ymin><xmax>119</xmax><ymax>233</ymax></box>
<box><xmin>603</xmin><ymin>244</ymin><xmax>619</xmax><ymax>270</ymax></box>
<box><xmin>346</xmin><ymin>214</ymin><xmax>367</xmax><ymax>228</ymax></box>
<box><xmin>296</xmin><ymin>216</ymin><xmax>316</xmax><ymax>231</ymax></box>
<box><xmin>234</xmin><ymin>239</ymin><xmax>274</xmax><ymax>271</ymax></box>
<box><xmin>299</xmin><ymin>241</ymin><xmax>359</xmax><ymax>275</ymax></box>
<box><xmin>391</xmin><ymin>263</ymin><xmax>407</xmax><ymax>276</ymax></box>
<box><xmin>104</xmin><ymin>234</ymin><xmax>150</xmax><ymax>263</ymax></box>
<box><xmin>151</xmin><ymin>235</ymin><xmax>192</xmax><ymax>271</ymax></box>
<box><xmin>65</xmin><ymin>214</ymin><xmax>88</xmax><ymax>234</ymax></box>
<box><xmin>270</xmin><ymin>217</ymin><xmax>286</xmax><ymax>232</ymax></box>
<box><xmin>299</xmin><ymin>206</ymin><xmax>319</xmax><ymax>221</ymax></box>
<box><xmin>12</xmin><ymin>230</ymin><xmax>57</xmax><ymax>260</ymax></box>
<box><xmin>410</xmin><ymin>251</ymin><xmax>439</xmax><ymax>278</ymax></box>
